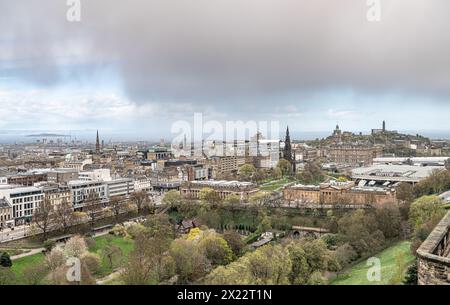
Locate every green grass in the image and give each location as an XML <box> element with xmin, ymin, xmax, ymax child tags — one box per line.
<box><xmin>331</xmin><ymin>241</ymin><xmax>415</xmax><ymax>285</ymax></box>
<box><xmin>442</xmin><ymin>203</ymin><xmax>450</xmax><ymax>210</ymax></box>
<box><xmin>259</xmin><ymin>177</ymin><xmax>294</xmax><ymax>191</ymax></box>
<box><xmin>11</xmin><ymin>252</ymin><xmax>45</xmax><ymax>283</ymax></box>
<box><xmin>88</xmin><ymin>235</ymin><xmax>134</xmax><ymax>278</ymax></box>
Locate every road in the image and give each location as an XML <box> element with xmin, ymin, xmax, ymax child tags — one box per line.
<box><xmin>0</xmin><ymin>193</ymin><xmax>165</xmax><ymax>244</ymax></box>
<box><xmin>0</xmin><ymin>225</ymin><xmax>31</xmax><ymax>243</ymax></box>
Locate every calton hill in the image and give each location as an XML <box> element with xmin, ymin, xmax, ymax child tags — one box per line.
<box><xmin>0</xmin><ymin>164</ymin><xmax>449</xmax><ymax>285</ymax></box>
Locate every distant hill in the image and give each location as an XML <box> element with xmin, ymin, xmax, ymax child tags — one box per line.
<box><xmin>26</xmin><ymin>133</ymin><xmax>69</xmax><ymax>137</ymax></box>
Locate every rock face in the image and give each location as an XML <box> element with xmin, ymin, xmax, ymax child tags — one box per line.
<box><xmin>417</xmin><ymin>211</ymin><xmax>450</xmax><ymax>285</ymax></box>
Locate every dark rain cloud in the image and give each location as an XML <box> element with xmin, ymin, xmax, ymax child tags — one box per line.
<box><xmin>1</xmin><ymin>0</ymin><xmax>450</xmax><ymax>106</ymax></box>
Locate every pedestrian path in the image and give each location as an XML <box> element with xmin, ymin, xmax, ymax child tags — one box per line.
<box><xmin>10</xmin><ymin>247</ymin><xmax>45</xmax><ymax>260</ymax></box>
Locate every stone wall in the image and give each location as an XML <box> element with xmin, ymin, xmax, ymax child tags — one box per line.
<box><xmin>417</xmin><ymin>211</ymin><xmax>450</xmax><ymax>285</ymax></box>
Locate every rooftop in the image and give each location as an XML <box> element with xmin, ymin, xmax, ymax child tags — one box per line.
<box><xmin>0</xmin><ymin>197</ymin><xmax>11</xmax><ymax>209</ymax></box>
<box><xmin>188</xmin><ymin>180</ymin><xmax>255</xmax><ymax>189</ymax></box>
<box><xmin>351</xmin><ymin>164</ymin><xmax>443</xmax><ymax>182</ymax></box>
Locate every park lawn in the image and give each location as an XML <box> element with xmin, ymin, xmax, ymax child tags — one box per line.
<box><xmin>88</xmin><ymin>235</ymin><xmax>134</xmax><ymax>278</ymax></box>
<box><xmin>331</xmin><ymin>241</ymin><xmax>415</xmax><ymax>285</ymax></box>
<box><xmin>259</xmin><ymin>177</ymin><xmax>294</xmax><ymax>191</ymax></box>
<box><xmin>11</xmin><ymin>252</ymin><xmax>46</xmax><ymax>283</ymax></box>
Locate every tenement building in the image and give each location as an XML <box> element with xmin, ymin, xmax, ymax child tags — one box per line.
<box><xmin>283</xmin><ymin>180</ymin><xmax>396</xmax><ymax>206</ymax></box>
<box><xmin>180</xmin><ymin>180</ymin><xmax>258</xmax><ymax>202</ymax></box>
<box><xmin>417</xmin><ymin>211</ymin><xmax>450</xmax><ymax>285</ymax></box>
<box><xmin>0</xmin><ymin>197</ymin><xmax>13</xmax><ymax>228</ymax></box>
<box><xmin>328</xmin><ymin>144</ymin><xmax>382</xmax><ymax>166</ymax></box>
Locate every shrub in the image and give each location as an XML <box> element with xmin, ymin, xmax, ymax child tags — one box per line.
<box><xmin>43</xmin><ymin>240</ymin><xmax>56</xmax><ymax>252</ymax></box>
<box><xmin>81</xmin><ymin>252</ymin><xmax>101</xmax><ymax>274</ymax></box>
<box><xmin>111</xmin><ymin>224</ymin><xmax>127</xmax><ymax>237</ymax></box>
<box><xmin>126</xmin><ymin>223</ymin><xmax>148</xmax><ymax>239</ymax></box>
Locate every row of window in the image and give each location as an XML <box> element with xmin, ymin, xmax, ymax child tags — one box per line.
<box><xmin>12</xmin><ymin>195</ymin><xmax>43</xmax><ymax>204</ymax></box>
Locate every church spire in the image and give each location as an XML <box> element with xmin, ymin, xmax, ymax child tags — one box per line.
<box><xmin>96</xmin><ymin>130</ymin><xmax>100</xmax><ymax>154</ymax></box>
<box><xmin>284</xmin><ymin>126</ymin><xmax>292</xmax><ymax>162</ymax></box>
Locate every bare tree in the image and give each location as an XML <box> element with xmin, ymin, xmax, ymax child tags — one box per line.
<box><xmin>131</xmin><ymin>191</ymin><xmax>148</xmax><ymax>213</ymax></box>
<box><xmin>32</xmin><ymin>197</ymin><xmax>55</xmax><ymax>240</ymax></box>
<box><xmin>54</xmin><ymin>199</ymin><xmax>74</xmax><ymax>233</ymax></box>
<box><xmin>109</xmin><ymin>196</ymin><xmax>124</xmax><ymax>218</ymax></box>
<box><xmin>83</xmin><ymin>192</ymin><xmax>102</xmax><ymax>228</ymax></box>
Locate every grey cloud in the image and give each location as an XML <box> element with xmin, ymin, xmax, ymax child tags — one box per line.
<box><xmin>1</xmin><ymin>0</ymin><xmax>450</xmax><ymax>104</ymax></box>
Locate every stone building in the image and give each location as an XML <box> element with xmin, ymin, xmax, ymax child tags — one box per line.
<box><xmin>417</xmin><ymin>211</ymin><xmax>450</xmax><ymax>285</ymax></box>
<box><xmin>328</xmin><ymin>144</ymin><xmax>382</xmax><ymax>166</ymax></box>
<box><xmin>202</xmin><ymin>156</ymin><xmax>246</xmax><ymax>178</ymax></box>
<box><xmin>46</xmin><ymin>169</ymin><xmax>79</xmax><ymax>185</ymax></box>
<box><xmin>42</xmin><ymin>184</ymin><xmax>71</xmax><ymax>208</ymax></box>
<box><xmin>7</xmin><ymin>172</ymin><xmax>47</xmax><ymax>187</ymax></box>
<box><xmin>0</xmin><ymin>197</ymin><xmax>13</xmax><ymax>228</ymax></box>
<box><xmin>283</xmin><ymin>180</ymin><xmax>396</xmax><ymax>206</ymax></box>
<box><xmin>180</xmin><ymin>180</ymin><xmax>258</xmax><ymax>202</ymax></box>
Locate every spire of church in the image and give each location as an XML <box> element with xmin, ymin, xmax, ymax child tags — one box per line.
<box><xmin>284</xmin><ymin>126</ymin><xmax>292</xmax><ymax>162</ymax></box>
<box><xmin>96</xmin><ymin>130</ymin><xmax>100</xmax><ymax>154</ymax></box>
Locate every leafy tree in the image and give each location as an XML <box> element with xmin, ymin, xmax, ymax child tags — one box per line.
<box><xmin>249</xmin><ymin>192</ymin><xmax>271</xmax><ymax>207</ymax></box>
<box><xmin>177</xmin><ymin>199</ymin><xmax>198</xmax><ymax>219</ymax></box>
<box><xmin>403</xmin><ymin>262</ymin><xmax>418</xmax><ymax>285</ymax></box>
<box><xmin>256</xmin><ymin>213</ymin><xmax>272</xmax><ymax>234</ymax></box>
<box><xmin>224</xmin><ymin>194</ymin><xmax>241</xmax><ymax>208</ymax></box>
<box><xmin>414</xmin><ymin>169</ymin><xmax>450</xmax><ymax>197</ymax></box>
<box><xmin>396</xmin><ymin>182</ymin><xmax>415</xmax><ymax>204</ymax></box>
<box><xmin>0</xmin><ymin>252</ymin><xmax>12</xmax><ymax>268</ymax></box>
<box><xmin>338</xmin><ymin>209</ymin><xmax>384</xmax><ymax>256</ymax></box>
<box><xmin>197</xmin><ymin>232</ymin><xmax>233</xmax><ymax>266</ymax></box>
<box><xmin>162</xmin><ymin>190</ymin><xmax>182</xmax><ymax>207</ymax></box>
<box><xmin>375</xmin><ymin>205</ymin><xmax>402</xmax><ymax>239</ymax></box>
<box><xmin>81</xmin><ymin>253</ymin><xmax>102</xmax><ymax>274</ymax></box>
<box><xmin>409</xmin><ymin>195</ymin><xmax>446</xmax><ymax>230</ymax></box>
<box><xmin>204</xmin><ymin>239</ymin><xmax>336</xmax><ymax>285</ymax></box>
<box><xmin>199</xmin><ymin>188</ymin><xmax>223</xmax><ymax>207</ymax></box>
<box><xmin>126</xmin><ymin>223</ymin><xmax>148</xmax><ymax>239</ymax></box>
<box><xmin>277</xmin><ymin>159</ymin><xmax>292</xmax><ymax>177</ymax></box>
<box><xmin>122</xmin><ymin>234</ymin><xmax>158</xmax><ymax>285</ymax></box>
<box><xmin>297</xmin><ymin>162</ymin><xmax>324</xmax><ymax>184</ymax></box>
<box><xmin>170</xmin><ymin>239</ymin><xmax>211</xmax><ymax>284</ymax></box>
<box><xmin>287</xmin><ymin>243</ymin><xmax>309</xmax><ymax>284</ymax></box>
<box><xmin>222</xmin><ymin>230</ymin><xmax>245</xmax><ymax>257</ymax></box>
<box><xmin>254</xmin><ymin>168</ymin><xmax>268</xmax><ymax>184</ymax></box>
<box><xmin>334</xmin><ymin>243</ymin><xmax>358</xmax><ymax>267</ymax></box>
<box><xmin>271</xmin><ymin>167</ymin><xmax>282</xmax><ymax>179</ymax></box>
<box><xmin>307</xmin><ymin>271</ymin><xmax>327</xmax><ymax>285</ymax></box>
<box><xmin>238</xmin><ymin>164</ymin><xmax>256</xmax><ymax>181</ymax></box>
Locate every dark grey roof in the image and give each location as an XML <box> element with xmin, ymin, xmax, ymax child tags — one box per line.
<box><xmin>0</xmin><ymin>198</ymin><xmax>11</xmax><ymax>209</ymax></box>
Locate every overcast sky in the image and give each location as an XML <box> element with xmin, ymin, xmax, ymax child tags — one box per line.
<box><xmin>0</xmin><ymin>0</ymin><xmax>449</xmax><ymax>140</ymax></box>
